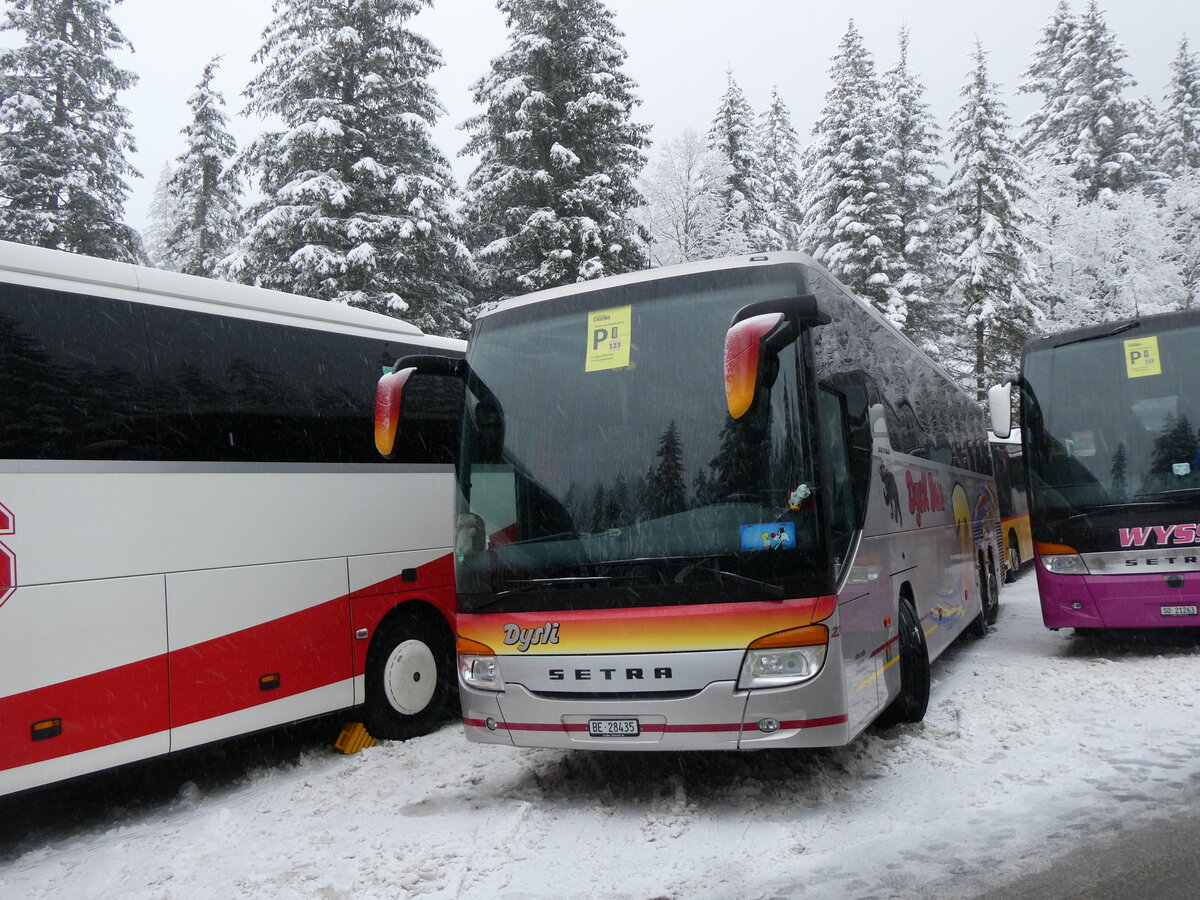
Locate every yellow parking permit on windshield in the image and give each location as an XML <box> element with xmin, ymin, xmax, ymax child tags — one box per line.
<box><xmin>1124</xmin><ymin>336</ymin><xmax>1161</xmax><ymax>378</ymax></box>
<box><xmin>585</xmin><ymin>305</ymin><xmax>632</xmax><ymax>372</ymax></box>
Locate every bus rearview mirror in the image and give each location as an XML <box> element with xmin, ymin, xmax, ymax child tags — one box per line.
<box><xmin>375</xmin><ymin>367</ymin><xmax>416</xmax><ymax>458</ymax></box>
<box><xmin>988</xmin><ymin>382</ymin><xmax>1012</xmax><ymax>440</ymax></box>
<box><xmin>375</xmin><ymin>353</ymin><xmax>467</xmax><ymax>459</ymax></box>
<box><xmin>724</xmin><ymin>312</ymin><xmax>785</xmax><ymax>419</ymax></box>
<box><xmin>724</xmin><ymin>294</ymin><xmax>831</xmax><ymax>420</ymax></box>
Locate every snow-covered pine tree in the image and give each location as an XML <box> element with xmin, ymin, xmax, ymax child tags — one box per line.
<box><xmin>945</xmin><ymin>42</ymin><xmax>1042</xmax><ymax>400</ymax></box>
<box><xmin>233</xmin><ymin>0</ymin><xmax>473</xmax><ymax>335</ymax></box>
<box><xmin>143</xmin><ymin>163</ymin><xmax>181</xmax><ymax>270</ymax></box>
<box><xmin>799</xmin><ymin>20</ymin><xmax>906</xmax><ymax>327</ymax></box>
<box><xmin>1164</xmin><ymin>170</ymin><xmax>1200</xmax><ymax>309</ymax></box>
<box><xmin>461</xmin><ymin>0</ymin><xmax>648</xmax><ymax>304</ymax></box>
<box><xmin>1018</xmin><ymin>0</ymin><xmax>1077</xmax><ymax>163</ymax></box>
<box><xmin>880</xmin><ymin>26</ymin><xmax>947</xmax><ymax>347</ymax></box>
<box><xmin>1056</xmin><ymin>1</ymin><xmax>1152</xmax><ymax>199</ymax></box>
<box><xmin>0</xmin><ymin>0</ymin><xmax>142</xmax><ymax>260</ymax></box>
<box><xmin>640</xmin><ymin>129</ymin><xmax>742</xmax><ymax>266</ymax></box>
<box><xmin>161</xmin><ymin>58</ymin><xmax>241</xmax><ymax>279</ymax></box>
<box><xmin>1158</xmin><ymin>36</ymin><xmax>1200</xmax><ymax>177</ymax></box>
<box><xmin>756</xmin><ymin>87</ymin><xmax>804</xmax><ymax>251</ymax></box>
<box><xmin>1032</xmin><ymin>159</ymin><xmax>1187</xmax><ymax>329</ymax></box>
<box><xmin>706</xmin><ymin>71</ymin><xmax>775</xmax><ymax>252</ymax></box>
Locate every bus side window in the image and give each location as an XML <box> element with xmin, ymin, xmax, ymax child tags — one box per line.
<box><xmin>819</xmin><ymin>388</ymin><xmax>858</xmax><ymax>565</ymax></box>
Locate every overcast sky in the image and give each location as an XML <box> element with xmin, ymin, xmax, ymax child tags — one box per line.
<box><xmin>47</xmin><ymin>0</ymin><xmax>1200</xmax><ymax>229</ymax></box>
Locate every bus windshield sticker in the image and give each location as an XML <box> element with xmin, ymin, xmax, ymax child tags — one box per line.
<box><xmin>1068</xmin><ymin>430</ymin><xmax>1097</xmax><ymax>457</ymax></box>
<box><xmin>585</xmin><ymin>305</ymin><xmax>632</xmax><ymax>372</ymax></box>
<box><xmin>739</xmin><ymin>522</ymin><xmax>796</xmax><ymax>551</ymax></box>
<box><xmin>1124</xmin><ymin>336</ymin><xmax>1162</xmax><ymax>378</ymax></box>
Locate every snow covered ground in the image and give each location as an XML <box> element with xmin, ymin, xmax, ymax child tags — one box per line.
<box><xmin>4</xmin><ymin>570</ymin><xmax>1200</xmax><ymax>899</ymax></box>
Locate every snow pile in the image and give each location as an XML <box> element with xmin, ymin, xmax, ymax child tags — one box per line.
<box><xmin>4</xmin><ymin>573</ymin><xmax>1200</xmax><ymax>899</ymax></box>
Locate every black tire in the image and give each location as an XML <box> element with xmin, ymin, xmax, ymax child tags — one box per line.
<box><xmin>969</xmin><ymin>554</ymin><xmax>1001</xmax><ymax>638</ymax></box>
<box><xmin>968</xmin><ymin>559</ymin><xmax>988</xmax><ymax>638</ymax></box>
<box><xmin>362</xmin><ymin>607</ymin><xmax>456</xmax><ymax>741</ymax></box>
<box><xmin>877</xmin><ymin>598</ymin><xmax>930</xmax><ymax>727</ymax></box>
<box><xmin>983</xmin><ymin>556</ymin><xmax>1000</xmax><ymax>626</ymax></box>
<box><xmin>1005</xmin><ymin>533</ymin><xmax>1021</xmax><ymax>583</ymax></box>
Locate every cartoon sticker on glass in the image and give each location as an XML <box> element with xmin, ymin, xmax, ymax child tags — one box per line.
<box><xmin>740</xmin><ymin>522</ymin><xmax>796</xmax><ymax>551</ymax></box>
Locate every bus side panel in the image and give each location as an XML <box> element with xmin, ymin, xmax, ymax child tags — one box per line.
<box><xmin>0</xmin><ymin>575</ymin><xmax>169</xmax><ymax>795</ymax></box>
<box><xmin>1003</xmin><ymin>513</ymin><xmax>1033</xmax><ymax>571</ymax></box>
<box><xmin>836</xmin><ymin>549</ymin><xmax>885</xmax><ymax>735</ymax></box>
<box><xmin>166</xmin><ymin>558</ymin><xmax>353</xmax><ymax>750</ymax></box>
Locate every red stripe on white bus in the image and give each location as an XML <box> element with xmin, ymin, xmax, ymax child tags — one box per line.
<box><xmin>168</xmin><ymin>595</ymin><xmax>352</xmax><ymax>728</ymax></box>
<box><xmin>871</xmin><ymin>634</ymin><xmax>900</xmax><ymax>658</ymax></box>
<box><xmin>0</xmin><ymin>553</ymin><xmax>454</xmax><ymax>775</ymax></box>
<box><xmin>0</xmin><ymin>655</ymin><xmax>169</xmax><ymax>771</ymax></box>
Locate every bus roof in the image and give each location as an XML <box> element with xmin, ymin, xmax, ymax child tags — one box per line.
<box><xmin>1023</xmin><ymin>307</ymin><xmax>1200</xmax><ymax>355</ymax></box>
<box><xmin>0</xmin><ymin>239</ymin><xmax>463</xmax><ymax>350</ymax></box>
<box><xmin>477</xmin><ymin>251</ymin><xmax>977</xmax><ymax>406</ymax></box>
<box><xmin>475</xmin><ymin>252</ymin><xmax>820</xmax><ymax>320</ymax></box>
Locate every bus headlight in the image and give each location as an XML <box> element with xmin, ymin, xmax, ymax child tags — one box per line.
<box><xmin>457</xmin><ymin>637</ymin><xmax>504</xmax><ymax>691</ymax></box>
<box><xmin>1041</xmin><ymin>553</ymin><xmax>1089</xmax><ymax>575</ymax></box>
<box><xmin>737</xmin><ymin>624</ymin><xmax>828</xmax><ymax>690</ymax></box>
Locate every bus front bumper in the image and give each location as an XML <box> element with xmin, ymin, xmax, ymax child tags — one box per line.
<box><xmin>458</xmin><ymin>676</ymin><xmax>850</xmax><ymax>751</ymax></box>
<box><xmin>1037</xmin><ymin>566</ymin><xmax>1200</xmax><ymax>629</ymax></box>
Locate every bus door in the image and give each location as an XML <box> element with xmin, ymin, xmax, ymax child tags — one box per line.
<box><xmin>819</xmin><ymin>387</ymin><xmax>886</xmax><ymax>730</ymax></box>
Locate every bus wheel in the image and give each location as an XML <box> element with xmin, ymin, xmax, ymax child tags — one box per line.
<box><xmin>983</xmin><ymin>557</ymin><xmax>1000</xmax><ymax>626</ymax></box>
<box><xmin>363</xmin><ymin>608</ymin><xmax>455</xmax><ymax>741</ymax></box>
<box><xmin>969</xmin><ymin>560</ymin><xmax>989</xmax><ymax>638</ymax></box>
<box><xmin>877</xmin><ymin>598</ymin><xmax>930</xmax><ymax>727</ymax></box>
<box><xmin>1005</xmin><ymin>534</ymin><xmax>1021</xmax><ymax>583</ymax></box>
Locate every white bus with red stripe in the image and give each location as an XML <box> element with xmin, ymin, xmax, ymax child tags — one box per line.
<box><xmin>381</xmin><ymin>253</ymin><xmax>1002</xmax><ymax>751</ymax></box>
<box><xmin>0</xmin><ymin>240</ymin><xmax>463</xmax><ymax>796</ymax></box>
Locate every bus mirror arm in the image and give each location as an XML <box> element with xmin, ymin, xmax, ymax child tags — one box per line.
<box><xmin>730</xmin><ymin>294</ymin><xmax>831</xmax><ymax>330</ymax></box>
<box><xmin>375</xmin><ymin>353</ymin><xmax>465</xmax><ymax>459</ymax></box>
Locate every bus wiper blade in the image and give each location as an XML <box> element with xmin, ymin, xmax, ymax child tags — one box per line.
<box><xmin>1057</xmin><ymin>319</ymin><xmax>1139</xmax><ymax>347</ymax></box>
<box><xmin>599</xmin><ymin>555</ymin><xmax>785</xmax><ymax>599</ymax></box>
<box><xmin>673</xmin><ymin>560</ymin><xmax>785</xmax><ymax>599</ymax></box>
<box><xmin>464</xmin><ymin>574</ymin><xmax>632</xmax><ymax>612</ymax></box>
<box><xmin>504</xmin><ymin>575</ymin><xmax>623</xmax><ymax>589</ymax></box>
<box><xmin>515</xmin><ymin>531</ymin><xmax>579</xmax><ymax>545</ymax></box>
<box><xmin>1132</xmin><ymin>487</ymin><xmax>1200</xmax><ymax>501</ymax></box>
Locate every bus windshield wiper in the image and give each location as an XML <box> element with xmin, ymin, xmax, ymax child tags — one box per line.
<box><xmin>464</xmin><ymin>574</ymin><xmax>633</xmax><ymax>612</ymax></box>
<box><xmin>514</xmin><ymin>531</ymin><xmax>579</xmax><ymax>545</ymax></box>
<box><xmin>673</xmin><ymin>559</ymin><xmax>786</xmax><ymax>599</ymax></box>
<box><xmin>596</xmin><ymin>555</ymin><xmax>785</xmax><ymax>598</ymax></box>
<box><xmin>1056</xmin><ymin>319</ymin><xmax>1139</xmax><ymax>347</ymax></box>
<box><xmin>1132</xmin><ymin>487</ymin><xmax>1200</xmax><ymax>501</ymax></box>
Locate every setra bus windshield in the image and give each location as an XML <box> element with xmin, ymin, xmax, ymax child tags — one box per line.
<box><xmin>456</xmin><ymin>266</ymin><xmax>835</xmax><ymax>613</ymax></box>
<box><xmin>1022</xmin><ymin>316</ymin><xmax>1200</xmax><ymax>527</ymax></box>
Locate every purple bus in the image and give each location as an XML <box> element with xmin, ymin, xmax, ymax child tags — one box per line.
<box><xmin>989</xmin><ymin>309</ymin><xmax>1200</xmax><ymax>630</ymax></box>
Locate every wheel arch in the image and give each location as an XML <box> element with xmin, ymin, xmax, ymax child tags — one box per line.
<box><xmin>370</xmin><ymin>596</ymin><xmax>453</xmax><ymax>649</ymax></box>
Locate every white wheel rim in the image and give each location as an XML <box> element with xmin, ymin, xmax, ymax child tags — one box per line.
<box><xmin>383</xmin><ymin>639</ymin><xmax>437</xmax><ymax>715</ymax></box>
